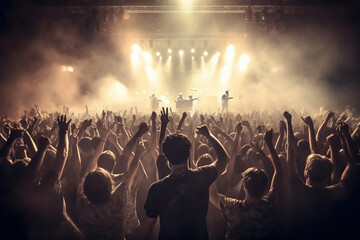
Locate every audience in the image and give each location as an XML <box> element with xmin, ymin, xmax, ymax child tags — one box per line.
<box><xmin>0</xmin><ymin>105</ymin><xmax>359</xmax><ymax>240</ymax></box>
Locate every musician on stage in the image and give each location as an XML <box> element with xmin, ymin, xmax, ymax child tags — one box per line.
<box><xmin>184</xmin><ymin>95</ymin><xmax>198</xmax><ymax>111</ymax></box>
<box><xmin>150</xmin><ymin>93</ymin><xmax>161</xmax><ymax>111</ymax></box>
<box><xmin>221</xmin><ymin>90</ymin><xmax>233</xmax><ymax>112</ymax></box>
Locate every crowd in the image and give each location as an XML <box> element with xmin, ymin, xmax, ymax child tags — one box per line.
<box><xmin>0</xmin><ymin>105</ymin><xmax>359</xmax><ymax>240</ymax></box>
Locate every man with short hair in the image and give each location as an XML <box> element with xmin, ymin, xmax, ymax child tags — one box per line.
<box><xmin>144</xmin><ymin>126</ymin><xmax>229</xmax><ymax>240</ymax></box>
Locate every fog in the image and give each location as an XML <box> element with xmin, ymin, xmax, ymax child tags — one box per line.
<box><xmin>0</xmin><ymin>7</ymin><xmax>359</xmax><ymax>117</ymax></box>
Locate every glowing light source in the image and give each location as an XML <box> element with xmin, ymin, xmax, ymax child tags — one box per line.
<box><xmin>142</xmin><ymin>52</ymin><xmax>152</xmax><ymax>65</ymax></box>
<box><xmin>179</xmin><ymin>50</ymin><xmax>184</xmax><ymax>56</ymax></box>
<box><xmin>168</xmin><ymin>49</ymin><xmax>172</xmax><ymax>53</ymax></box>
<box><xmin>238</xmin><ymin>54</ymin><xmax>250</xmax><ymax>71</ymax></box>
<box><xmin>132</xmin><ymin>44</ymin><xmax>141</xmax><ymax>53</ymax></box>
<box><xmin>156</xmin><ymin>52</ymin><xmax>160</xmax><ymax>56</ymax></box>
<box><xmin>67</xmin><ymin>66</ymin><xmax>74</xmax><ymax>72</ymax></box>
<box><xmin>216</xmin><ymin>52</ymin><xmax>221</xmax><ymax>56</ymax></box>
<box><xmin>220</xmin><ymin>65</ymin><xmax>231</xmax><ymax>87</ymax></box>
<box><xmin>61</xmin><ymin>65</ymin><xmax>74</xmax><ymax>72</ymax></box>
<box><xmin>191</xmin><ymin>48</ymin><xmax>195</xmax><ymax>53</ymax></box>
<box><xmin>192</xmin><ymin>56</ymin><xmax>194</xmax><ymax>60</ymax></box>
<box><xmin>225</xmin><ymin>45</ymin><xmax>235</xmax><ymax>64</ymax></box>
<box><xmin>61</xmin><ymin>65</ymin><xmax>67</xmax><ymax>72</ymax></box>
<box><xmin>204</xmin><ymin>51</ymin><xmax>208</xmax><ymax>56</ymax></box>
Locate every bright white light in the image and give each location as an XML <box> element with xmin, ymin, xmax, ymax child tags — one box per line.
<box><xmin>131</xmin><ymin>52</ymin><xmax>140</xmax><ymax>68</ymax></box>
<box><xmin>132</xmin><ymin>44</ymin><xmax>141</xmax><ymax>53</ymax></box>
<box><xmin>191</xmin><ymin>48</ymin><xmax>195</xmax><ymax>53</ymax></box>
<box><xmin>142</xmin><ymin>52</ymin><xmax>152</xmax><ymax>65</ymax></box>
<box><xmin>192</xmin><ymin>56</ymin><xmax>194</xmax><ymax>60</ymax></box>
<box><xmin>238</xmin><ymin>54</ymin><xmax>250</xmax><ymax>72</ymax></box>
<box><xmin>225</xmin><ymin>45</ymin><xmax>235</xmax><ymax>64</ymax></box>
<box><xmin>146</xmin><ymin>66</ymin><xmax>157</xmax><ymax>83</ymax></box>
<box><xmin>216</xmin><ymin>52</ymin><xmax>221</xmax><ymax>56</ymax></box>
<box><xmin>67</xmin><ymin>66</ymin><xmax>74</xmax><ymax>72</ymax></box>
<box><xmin>164</xmin><ymin>99</ymin><xmax>170</xmax><ymax>105</ymax></box>
<box><xmin>156</xmin><ymin>51</ymin><xmax>160</xmax><ymax>56</ymax></box>
<box><xmin>179</xmin><ymin>50</ymin><xmax>184</xmax><ymax>56</ymax></box>
<box><xmin>143</xmin><ymin>90</ymin><xmax>147</xmax><ymax>94</ymax></box>
<box><xmin>204</xmin><ymin>51</ymin><xmax>208</xmax><ymax>56</ymax></box>
<box><xmin>221</xmin><ymin>65</ymin><xmax>231</xmax><ymax>87</ymax></box>
<box><xmin>168</xmin><ymin>49</ymin><xmax>172</xmax><ymax>53</ymax></box>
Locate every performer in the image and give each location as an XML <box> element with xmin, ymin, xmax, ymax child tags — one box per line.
<box><xmin>175</xmin><ymin>93</ymin><xmax>185</xmax><ymax>111</ymax></box>
<box><xmin>184</xmin><ymin>95</ymin><xmax>198</xmax><ymax>111</ymax></box>
<box><xmin>150</xmin><ymin>93</ymin><xmax>161</xmax><ymax>111</ymax></box>
<box><xmin>221</xmin><ymin>90</ymin><xmax>233</xmax><ymax>112</ymax></box>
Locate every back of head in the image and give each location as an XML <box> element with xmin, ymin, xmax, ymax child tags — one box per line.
<box><xmin>305</xmin><ymin>154</ymin><xmax>333</xmax><ymax>186</ymax></box>
<box><xmin>97</xmin><ymin>150</ymin><xmax>116</xmax><ymax>173</ymax></box>
<box><xmin>242</xmin><ymin>167</ymin><xmax>268</xmax><ymax>198</ymax></box>
<box><xmin>163</xmin><ymin>133</ymin><xmax>191</xmax><ymax>165</ymax></box>
<box><xmin>83</xmin><ymin>168</ymin><xmax>113</xmax><ymax>204</ymax></box>
<box><xmin>196</xmin><ymin>154</ymin><xmax>214</xmax><ymax>167</ymax></box>
<box><xmin>239</xmin><ymin>144</ymin><xmax>252</xmax><ymax>159</ymax></box>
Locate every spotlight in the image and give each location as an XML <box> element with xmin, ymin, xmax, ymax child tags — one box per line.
<box><xmin>156</xmin><ymin>52</ymin><xmax>160</xmax><ymax>56</ymax></box>
<box><xmin>67</xmin><ymin>66</ymin><xmax>74</xmax><ymax>72</ymax></box>
<box><xmin>179</xmin><ymin>50</ymin><xmax>184</xmax><ymax>56</ymax></box>
<box><xmin>192</xmin><ymin>56</ymin><xmax>194</xmax><ymax>60</ymax></box>
<box><xmin>191</xmin><ymin>48</ymin><xmax>195</xmax><ymax>53</ymax></box>
<box><xmin>142</xmin><ymin>52</ymin><xmax>152</xmax><ymax>65</ymax></box>
<box><xmin>204</xmin><ymin>51</ymin><xmax>208</xmax><ymax>56</ymax></box>
<box><xmin>168</xmin><ymin>49</ymin><xmax>172</xmax><ymax>53</ymax></box>
<box><xmin>216</xmin><ymin>52</ymin><xmax>221</xmax><ymax>56</ymax></box>
<box><xmin>132</xmin><ymin>44</ymin><xmax>140</xmax><ymax>53</ymax></box>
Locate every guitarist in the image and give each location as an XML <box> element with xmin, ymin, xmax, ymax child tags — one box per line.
<box><xmin>221</xmin><ymin>90</ymin><xmax>233</xmax><ymax>112</ymax></box>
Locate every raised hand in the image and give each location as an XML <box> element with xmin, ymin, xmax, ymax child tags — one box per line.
<box><xmin>160</xmin><ymin>107</ymin><xmax>169</xmax><ymax>126</ymax></box>
<box><xmin>241</xmin><ymin>120</ymin><xmax>251</xmax><ymax>128</ymax></box>
<box><xmin>301</xmin><ymin>116</ymin><xmax>312</xmax><ymax>125</ymax></box>
<box><xmin>97</xmin><ymin>120</ymin><xmax>110</xmax><ymax>140</ymax></box>
<box><xmin>107</xmin><ymin>132</ymin><xmax>118</xmax><ymax>144</ymax></box>
<box><xmin>115</xmin><ymin>115</ymin><xmax>123</xmax><ymax>125</ymax></box>
<box><xmin>236</xmin><ymin>122</ymin><xmax>243</xmax><ymax>134</ymax></box>
<box><xmin>69</xmin><ymin>134</ymin><xmax>79</xmax><ymax>146</ymax></box>
<box><xmin>326</xmin><ymin>133</ymin><xmax>339</xmax><ymax>147</ymax></box>
<box><xmin>57</xmin><ymin>115</ymin><xmax>71</xmax><ymax>132</ymax></box>
<box><xmin>283</xmin><ymin>111</ymin><xmax>292</xmax><ymax>121</ymax></box>
<box><xmin>326</xmin><ymin>111</ymin><xmax>335</xmax><ymax>121</ymax></box>
<box><xmin>81</xmin><ymin>119</ymin><xmax>92</xmax><ymax>129</ymax></box>
<box><xmin>138</xmin><ymin>122</ymin><xmax>150</xmax><ymax>136</ymax></box>
<box><xmin>38</xmin><ymin>136</ymin><xmax>51</xmax><ymax>150</ymax></box>
<box><xmin>196</xmin><ymin>125</ymin><xmax>210</xmax><ymax>137</ymax></box>
<box><xmin>151</xmin><ymin>111</ymin><xmax>157</xmax><ymax>122</ymax></box>
<box><xmin>135</xmin><ymin>139</ymin><xmax>146</xmax><ymax>156</ymax></box>
<box><xmin>264</xmin><ymin>129</ymin><xmax>273</xmax><ymax>144</ymax></box>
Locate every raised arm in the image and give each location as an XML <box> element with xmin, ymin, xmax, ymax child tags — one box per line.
<box><xmin>113</xmin><ymin>122</ymin><xmax>149</xmax><ymax>174</ymax></box>
<box><xmin>177</xmin><ymin>112</ymin><xmax>187</xmax><ymax>133</ymax></box>
<box><xmin>22</xmin><ymin>136</ymin><xmax>50</xmax><ymax>183</ymax></box>
<box><xmin>0</xmin><ymin>129</ymin><xmax>24</xmax><ymax>160</ymax></box>
<box><xmin>22</xmin><ymin>129</ymin><xmax>38</xmax><ymax>158</ymax></box>
<box><xmin>275</xmin><ymin>121</ymin><xmax>286</xmax><ymax>153</ymax></box>
<box><xmin>148</xmin><ymin>111</ymin><xmax>158</xmax><ymax>161</ymax></box>
<box><xmin>121</xmin><ymin>140</ymin><xmax>145</xmax><ymax>189</ymax></box>
<box><xmin>52</xmin><ymin>115</ymin><xmax>71</xmax><ymax>183</ymax></box>
<box><xmin>196</xmin><ymin>125</ymin><xmax>229</xmax><ymax>176</ymax></box>
<box><xmin>159</xmin><ymin>107</ymin><xmax>169</xmax><ymax>155</ymax></box>
<box><xmin>213</xmin><ymin>126</ymin><xmax>234</xmax><ymax>146</ymax></box>
<box><xmin>326</xmin><ymin>134</ymin><xmax>344</xmax><ymax>183</ymax></box>
<box><xmin>301</xmin><ymin>116</ymin><xmax>318</xmax><ymax>154</ymax></box>
<box><xmin>264</xmin><ymin>129</ymin><xmax>283</xmax><ymax>192</ymax></box>
<box><xmin>284</xmin><ymin>111</ymin><xmax>298</xmax><ymax>179</ymax></box>
<box><xmin>316</xmin><ymin>111</ymin><xmax>334</xmax><ymax>143</ymax></box>
<box><xmin>77</xmin><ymin>119</ymin><xmax>92</xmax><ymax>139</ymax></box>
<box><xmin>224</xmin><ymin>123</ymin><xmax>241</xmax><ymax>172</ymax></box>
<box><xmin>82</xmin><ymin>120</ymin><xmax>110</xmax><ymax>178</ymax></box>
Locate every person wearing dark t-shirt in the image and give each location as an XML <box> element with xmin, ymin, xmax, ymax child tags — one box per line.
<box><xmin>144</xmin><ymin>126</ymin><xmax>229</xmax><ymax>240</ymax></box>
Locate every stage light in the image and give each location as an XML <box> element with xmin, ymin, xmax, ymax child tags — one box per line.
<box><xmin>225</xmin><ymin>45</ymin><xmax>235</xmax><ymax>64</ymax></box>
<box><xmin>221</xmin><ymin>65</ymin><xmax>231</xmax><ymax>86</ymax></box>
<box><xmin>216</xmin><ymin>52</ymin><xmax>221</xmax><ymax>56</ymax></box>
<box><xmin>238</xmin><ymin>54</ymin><xmax>250</xmax><ymax>71</ymax></box>
<box><xmin>191</xmin><ymin>48</ymin><xmax>195</xmax><ymax>53</ymax></box>
<box><xmin>156</xmin><ymin>51</ymin><xmax>160</xmax><ymax>56</ymax></box>
<box><xmin>168</xmin><ymin>49</ymin><xmax>172</xmax><ymax>53</ymax></box>
<box><xmin>61</xmin><ymin>65</ymin><xmax>67</xmax><ymax>72</ymax></box>
<box><xmin>132</xmin><ymin>44</ymin><xmax>141</xmax><ymax>53</ymax></box>
<box><xmin>204</xmin><ymin>51</ymin><xmax>208</xmax><ymax>56</ymax></box>
<box><xmin>179</xmin><ymin>50</ymin><xmax>184</xmax><ymax>56</ymax></box>
<box><xmin>201</xmin><ymin>56</ymin><xmax>204</xmax><ymax>59</ymax></box>
<box><xmin>192</xmin><ymin>56</ymin><xmax>194</xmax><ymax>60</ymax></box>
<box><xmin>142</xmin><ymin>52</ymin><xmax>152</xmax><ymax>65</ymax></box>
<box><xmin>67</xmin><ymin>66</ymin><xmax>74</xmax><ymax>72</ymax></box>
